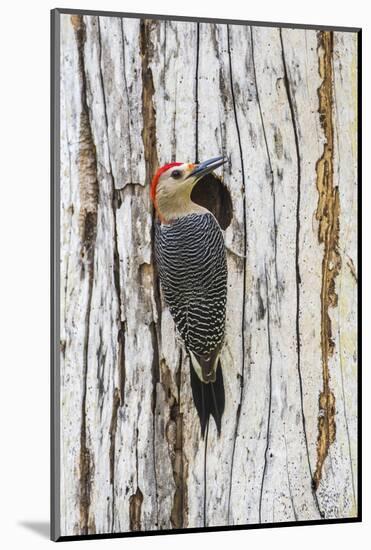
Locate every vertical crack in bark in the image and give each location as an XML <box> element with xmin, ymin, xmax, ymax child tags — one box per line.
<box><xmin>109</xmin><ymin>388</ymin><xmax>121</xmax><ymax>530</ymax></box>
<box><xmin>141</xmin><ymin>19</ymin><xmax>159</xmax><ymax>182</ymax></box>
<box><xmin>258</xmin><ymin>269</ymin><xmax>273</xmax><ymax>523</ymax></box>
<box><xmin>226</xmin><ymin>25</ymin><xmax>248</xmax><ymax>523</ymax></box>
<box><xmin>120</xmin><ymin>19</ymin><xmax>133</xmax><ymax>182</ymax></box>
<box><xmin>283</xmin><ymin>424</ymin><xmax>298</xmax><ymax>521</ymax></box>
<box><xmin>140</xmin><ymin>18</ymin><xmax>161</xmax><ymax>527</ymax></box>
<box><xmin>79</xmin><ymin>270</ymin><xmax>95</xmax><ymax>536</ymax></box>
<box><xmin>162</xmin><ymin>353</ymin><xmax>189</xmax><ymax>529</ymax></box>
<box><xmin>163</xmin><ymin>20</ymin><xmax>167</xmax><ymax>85</ymax></box>
<box><xmin>62</xmin><ymin>124</ymin><xmax>74</xmax><ymax>331</ymax></box>
<box><xmin>279</xmin><ymin>28</ymin><xmax>322</xmax><ymax>516</ymax></box>
<box><xmin>71</xmin><ymin>14</ymin><xmax>99</xmax><ymax>536</ymax></box>
<box><xmin>171</xmin><ymin>85</ymin><xmax>178</xmax><ymax>162</ymax></box>
<box><xmin>167</xmin><ymin>349</ymin><xmax>188</xmax><ymax>529</ymax></box>
<box><xmin>149</xmin><ymin>320</ymin><xmax>160</xmax><ymax>527</ymax></box>
<box><xmin>129</xmin><ymin>430</ymin><xmax>143</xmax><ymax>531</ymax></box>
<box><xmin>117</xmin><ymin>324</ymin><xmax>126</xmax><ymax>407</ymax></box>
<box><xmin>195</xmin><ymin>22</ymin><xmax>200</xmax><ymax>163</ymax></box>
<box><xmin>96</xmin><ymin>18</ymin><xmax>127</xmax><ymax>530</ymax></box>
<box><xmin>313</xmin><ymin>31</ymin><xmax>340</xmax><ymax>491</ymax></box>
<box><xmin>250</xmin><ymin>27</ymin><xmax>279</xmax><ymax>294</ymax></box>
<box><xmin>140</xmin><ymin>18</ymin><xmax>161</xmax><ymax>330</ymax></box>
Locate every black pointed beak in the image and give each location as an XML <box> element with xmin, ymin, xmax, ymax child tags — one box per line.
<box><xmin>186</xmin><ymin>155</ymin><xmax>228</xmax><ymax>180</ymax></box>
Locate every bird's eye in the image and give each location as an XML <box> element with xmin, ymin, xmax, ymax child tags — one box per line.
<box><xmin>171</xmin><ymin>169</ymin><xmax>182</xmax><ymax>179</ymax></box>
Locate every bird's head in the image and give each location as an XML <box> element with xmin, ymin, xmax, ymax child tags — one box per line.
<box><xmin>150</xmin><ymin>156</ymin><xmax>227</xmax><ymax>223</ymax></box>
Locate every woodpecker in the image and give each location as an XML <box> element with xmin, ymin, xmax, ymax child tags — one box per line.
<box><xmin>151</xmin><ymin>156</ymin><xmax>228</xmax><ymax>437</ymax></box>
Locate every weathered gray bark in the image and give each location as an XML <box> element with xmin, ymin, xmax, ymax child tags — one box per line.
<box><xmin>59</xmin><ymin>14</ymin><xmax>358</xmax><ymax>536</ymax></box>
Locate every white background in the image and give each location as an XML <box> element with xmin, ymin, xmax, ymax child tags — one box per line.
<box><xmin>0</xmin><ymin>0</ymin><xmax>367</xmax><ymax>548</ymax></box>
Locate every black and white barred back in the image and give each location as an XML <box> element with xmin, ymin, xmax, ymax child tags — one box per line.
<box><xmin>155</xmin><ymin>212</ymin><xmax>227</xmax><ymax>437</ymax></box>
<box><xmin>155</xmin><ymin>212</ymin><xmax>227</xmax><ymax>358</ymax></box>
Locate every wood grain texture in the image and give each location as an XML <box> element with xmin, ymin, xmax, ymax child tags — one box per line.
<box><xmin>59</xmin><ymin>14</ymin><xmax>358</xmax><ymax>535</ymax></box>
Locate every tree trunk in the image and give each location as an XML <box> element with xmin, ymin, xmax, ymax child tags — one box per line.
<box><xmin>58</xmin><ymin>13</ymin><xmax>358</xmax><ymax>536</ymax></box>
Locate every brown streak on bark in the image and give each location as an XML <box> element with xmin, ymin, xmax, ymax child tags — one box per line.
<box><xmin>140</xmin><ymin>19</ymin><xmax>163</xmax><ymax>527</ymax></box>
<box><xmin>71</xmin><ymin>15</ymin><xmax>98</xmax><ymax>264</ymax></box>
<box><xmin>71</xmin><ymin>14</ymin><xmax>99</xmax><ymax>535</ymax></box>
<box><xmin>140</xmin><ymin>19</ymin><xmax>159</xmax><ymax>184</ymax></box>
<box><xmin>140</xmin><ymin>19</ymin><xmax>161</xmax><ymax>345</ymax></box>
<box><xmin>109</xmin><ymin>388</ymin><xmax>121</xmax><ymax>485</ymax></box>
<box><xmin>168</xmin><ymin>409</ymin><xmax>188</xmax><ymax>528</ymax></box>
<box><xmin>162</xmin><ymin>352</ymin><xmax>189</xmax><ymax>529</ymax></box>
<box><xmin>129</xmin><ymin>487</ymin><xmax>144</xmax><ymax>531</ymax></box>
<box><xmin>313</xmin><ymin>31</ymin><xmax>341</xmax><ymax>491</ymax></box>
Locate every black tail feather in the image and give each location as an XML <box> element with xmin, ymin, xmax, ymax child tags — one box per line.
<box><xmin>190</xmin><ymin>359</ymin><xmax>225</xmax><ymax>437</ymax></box>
